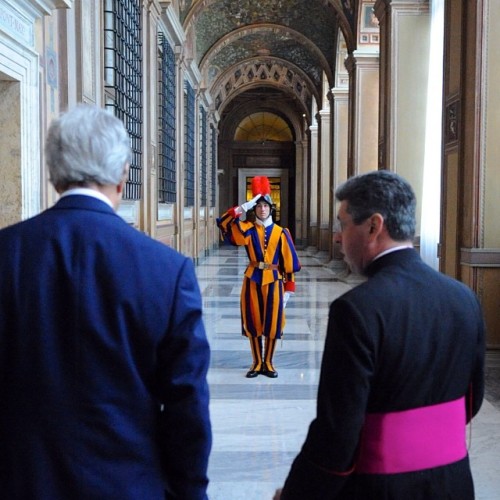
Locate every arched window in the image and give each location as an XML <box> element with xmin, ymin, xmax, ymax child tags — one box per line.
<box><xmin>234</xmin><ymin>112</ymin><xmax>293</xmax><ymax>142</ymax></box>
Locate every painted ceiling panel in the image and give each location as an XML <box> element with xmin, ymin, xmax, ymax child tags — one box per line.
<box><xmin>181</xmin><ymin>0</ymin><xmax>355</xmax><ymax>29</ymax></box>
<box><xmin>191</xmin><ymin>0</ymin><xmax>338</xmax><ymax>70</ymax></box>
<box><xmin>207</xmin><ymin>29</ymin><xmax>324</xmax><ymax>90</ymax></box>
<box><xmin>178</xmin><ymin>0</ymin><xmax>361</xmax><ymax>118</ymax></box>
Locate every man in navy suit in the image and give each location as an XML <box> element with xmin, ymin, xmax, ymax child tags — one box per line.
<box><xmin>276</xmin><ymin>170</ymin><xmax>485</xmax><ymax>499</ymax></box>
<box><xmin>0</xmin><ymin>104</ymin><xmax>212</xmax><ymax>499</ymax></box>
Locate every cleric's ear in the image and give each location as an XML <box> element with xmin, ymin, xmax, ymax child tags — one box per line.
<box><xmin>368</xmin><ymin>212</ymin><xmax>384</xmax><ymax>238</ymax></box>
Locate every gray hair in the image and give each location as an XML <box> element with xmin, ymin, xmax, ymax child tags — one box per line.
<box><xmin>45</xmin><ymin>104</ymin><xmax>131</xmax><ymax>190</ymax></box>
<box><xmin>335</xmin><ymin>170</ymin><xmax>416</xmax><ymax>241</ymax></box>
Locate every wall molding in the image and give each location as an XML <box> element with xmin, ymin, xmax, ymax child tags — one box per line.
<box><xmin>460</xmin><ymin>247</ymin><xmax>500</xmax><ymax>267</ymax></box>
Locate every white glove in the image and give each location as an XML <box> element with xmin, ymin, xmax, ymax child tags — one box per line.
<box><xmin>283</xmin><ymin>292</ymin><xmax>291</xmax><ymax>308</ymax></box>
<box><xmin>241</xmin><ymin>194</ymin><xmax>261</xmax><ymax>212</ymax></box>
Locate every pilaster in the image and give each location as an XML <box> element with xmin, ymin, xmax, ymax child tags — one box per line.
<box><xmin>328</xmin><ymin>86</ymin><xmax>349</xmax><ymax>270</ymax></box>
<box><xmin>307</xmin><ymin>116</ymin><xmax>319</xmax><ymax>253</ymax></box>
<box><xmin>442</xmin><ymin>0</ymin><xmax>500</xmax><ymax>347</ymax></box>
<box><xmin>345</xmin><ymin>49</ymin><xmax>380</xmax><ymax>176</ymax></box>
<box><xmin>374</xmin><ymin>0</ymin><xmax>430</xmax><ymax>236</ymax></box>
<box><xmin>294</xmin><ymin>137</ymin><xmax>308</xmax><ymax>247</ymax></box>
<box><xmin>318</xmin><ymin>103</ymin><xmax>332</xmax><ymax>255</ymax></box>
<box><xmin>174</xmin><ymin>46</ymin><xmax>186</xmax><ymax>252</ymax></box>
<box><xmin>140</xmin><ymin>0</ymin><xmax>163</xmax><ymax>236</ymax></box>
<box><xmin>0</xmin><ymin>0</ymin><xmax>50</xmax><ymax>226</ymax></box>
<box><xmin>375</xmin><ymin>0</ymin><xmax>430</xmax><ymax>171</ymax></box>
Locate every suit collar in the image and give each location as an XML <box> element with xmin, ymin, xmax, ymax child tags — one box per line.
<box><xmin>364</xmin><ymin>247</ymin><xmax>420</xmax><ymax>277</ymax></box>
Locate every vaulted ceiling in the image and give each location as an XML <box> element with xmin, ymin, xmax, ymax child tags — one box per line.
<box><xmin>177</xmin><ymin>1</ymin><xmax>369</xmax><ymax>126</ymax></box>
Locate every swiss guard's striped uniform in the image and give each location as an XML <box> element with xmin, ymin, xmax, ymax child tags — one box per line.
<box><xmin>217</xmin><ymin>206</ymin><xmax>301</xmax><ymax>377</ymax></box>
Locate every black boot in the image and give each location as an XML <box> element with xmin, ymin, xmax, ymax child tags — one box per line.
<box><xmin>246</xmin><ymin>336</ymin><xmax>263</xmax><ymax>378</ymax></box>
<box><xmin>262</xmin><ymin>337</ymin><xmax>278</xmax><ymax>378</ymax></box>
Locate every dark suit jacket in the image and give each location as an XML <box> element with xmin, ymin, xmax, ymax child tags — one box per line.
<box><xmin>0</xmin><ymin>195</ymin><xmax>211</xmax><ymax>499</ymax></box>
<box><xmin>281</xmin><ymin>248</ymin><xmax>485</xmax><ymax>499</ymax></box>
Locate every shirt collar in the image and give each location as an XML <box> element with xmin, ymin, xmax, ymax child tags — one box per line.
<box><xmin>373</xmin><ymin>244</ymin><xmax>413</xmax><ymax>262</ymax></box>
<box><xmin>59</xmin><ymin>188</ymin><xmax>114</xmax><ymax>209</ymax></box>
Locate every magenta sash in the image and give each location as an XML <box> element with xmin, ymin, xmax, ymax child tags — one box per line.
<box><xmin>356</xmin><ymin>396</ymin><xmax>467</xmax><ymax>474</ymax></box>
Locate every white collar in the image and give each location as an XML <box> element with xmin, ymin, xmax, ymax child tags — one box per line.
<box><xmin>59</xmin><ymin>188</ymin><xmax>114</xmax><ymax>209</ymax></box>
<box><xmin>255</xmin><ymin>216</ymin><xmax>273</xmax><ymax>228</ymax></box>
<box><xmin>373</xmin><ymin>245</ymin><xmax>413</xmax><ymax>261</ymax></box>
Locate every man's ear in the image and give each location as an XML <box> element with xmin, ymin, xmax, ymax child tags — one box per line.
<box><xmin>368</xmin><ymin>213</ymin><xmax>384</xmax><ymax>237</ymax></box>
<box><xmin>117</xmin><ymin>164</ymin><xmax>129</xmax><ymax>195</ymax></box>
<box><xmin>117</xmin><ymin>178</ymin><xmax>126</xmax><ymax>195</ymax></box>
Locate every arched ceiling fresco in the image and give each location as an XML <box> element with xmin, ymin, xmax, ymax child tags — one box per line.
<box><xmin>204</xmin><ymin>25</ymin><xmax>329</xmax><ymax>92</ymax></box>
<box><xmin>179</xmin><ymin>0</ymin><xmax>358</xmax><ymax>116</ymax></box>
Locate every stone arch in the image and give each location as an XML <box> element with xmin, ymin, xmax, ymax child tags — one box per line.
<box><xmin>211</xmin><ymin>57</ymin><xmax>317</xmax><ymax>123</ymax></box>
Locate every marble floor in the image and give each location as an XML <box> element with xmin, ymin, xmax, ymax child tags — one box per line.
<box><xmin>196</xmin><ymin>246</ymin><xmax>500</xmax><ymax>500</ymax></box>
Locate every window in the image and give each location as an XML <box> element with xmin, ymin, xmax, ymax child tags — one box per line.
<box><xmin>200</xmin><ymin>106</ymin><xmax>207</xmax><ymax>207</ymax></box>
<box><xmin>104</xmin><ymin>0</ymin><xmax>143</xmax><ymax>200</ymax></box>
<box><xmin>184</xmin><ymin>82</ymin><xmax>195</xmax><ymax>207</ymax></box>
<box><xmin>158</xmin><ymin>33</ymin><xmax>176</xmax><ymax>203</ymax></box>
<box><xmin>210</xmin><ymin>124</ymin><xmax>217</xmax><ymax>207</ymax></box>
<box><xmin>234</xmin><ymin>112</ymin><xmax>292</xmax><ymax>142</ymax></box>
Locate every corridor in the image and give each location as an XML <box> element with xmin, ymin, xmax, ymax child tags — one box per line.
<box><xmin>196</xmin><ymin>245</ymin><xmax>500</xmax><ymax>500</ymax></box>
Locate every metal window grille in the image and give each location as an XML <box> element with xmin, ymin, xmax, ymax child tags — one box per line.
<box><xmin>158</xmin><ymin>33</ymin><xmax>176</xmax><ymax>203</ymax></box>
<box><xmin>200</xmin><ymin>106</ymin><xmax>207</xmax><ymax>207</ymax></box>
<box><xmin>210</xmin><ymin>124</ymin><xmax>217</xmax><ymax>207</ymax></box>
<box><xmin>184</xmin><ymin>82</ymin><xmax>195</xmax><ymax>207</ymax></box>
<box><xmin>104</xmin><ymin>0</ymin><xmax>143</xmax><ymax>200</ymax></box>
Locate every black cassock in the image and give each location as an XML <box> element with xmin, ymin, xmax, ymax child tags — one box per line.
<box><xmin>281</xmin><ymin>248</ymin><xmax>485</xmax><ymax>500</ymax></box>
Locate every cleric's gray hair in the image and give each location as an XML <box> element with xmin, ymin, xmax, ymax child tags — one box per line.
<box><xmin>335</xmin><ymin>170</ymin><xmax>416</xmax><ymax>241</ymax></box>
